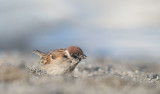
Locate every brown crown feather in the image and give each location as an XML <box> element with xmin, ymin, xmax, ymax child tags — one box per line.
<box><xmin>67</xmin><ymin>46</ymin><xmax>84</xmax><ymax>55</ymax></box>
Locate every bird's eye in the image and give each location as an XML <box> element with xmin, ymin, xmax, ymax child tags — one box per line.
<box><xmin>72</xmin><ymin>54</ymin><xmax>78</xmax><ymax>59</ymax></box>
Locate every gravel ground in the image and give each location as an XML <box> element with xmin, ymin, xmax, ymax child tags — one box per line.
<box><xmin>0</xmin><ymin>52</ymin><xmax>160</xmax><ymax>94</ymax></box>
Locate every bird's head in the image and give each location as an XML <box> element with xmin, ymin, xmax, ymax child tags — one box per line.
<box><xmin>67</xmin><ymin>46</ymin><xmax>87</xmax><ymax>60</ymax></box>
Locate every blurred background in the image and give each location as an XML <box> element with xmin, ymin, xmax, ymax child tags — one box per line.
<box><xmin>0</xmin><ymin>0</ymin><xmax>160</xmax><ymax>61</ymax></box>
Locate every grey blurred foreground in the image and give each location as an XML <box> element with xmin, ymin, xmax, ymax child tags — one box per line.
<box><xmin>0</xmin><ymin>52</ymin><xmax>160</xmax><ymax>94</ymax></box>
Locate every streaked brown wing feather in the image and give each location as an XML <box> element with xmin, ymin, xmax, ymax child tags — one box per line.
<box><xmin>40</xmin><ymin>54</ymin><xmax>50</xmax><ymax>64</ymax></box>
<box><xmin>41</xmin><ymin>49</ymin><xmax>66</xmax><ymax>65</ymax></box>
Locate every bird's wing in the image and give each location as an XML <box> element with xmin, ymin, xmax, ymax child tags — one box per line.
<box><xmin>43</xmin><ymin>49</ymin><xmax>66</xmax><ymax>64</ymax></box>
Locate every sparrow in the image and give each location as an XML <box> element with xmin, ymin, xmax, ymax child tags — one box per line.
<box><xmin>33</xmin><ymin>46</ymin><xmax>86</xmax><ymax>75</ymax></box>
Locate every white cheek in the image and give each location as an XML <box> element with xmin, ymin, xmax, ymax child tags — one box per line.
<box><xmin>65</xmin><ymin>50</ymin><xmax>71</xmax><ymax>58</ymax></box>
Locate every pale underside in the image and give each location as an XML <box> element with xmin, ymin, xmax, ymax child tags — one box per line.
<box><xmin>42</xmin><ymin>57</ymin><xmax>80</xmax><ymax>75</ymax></box>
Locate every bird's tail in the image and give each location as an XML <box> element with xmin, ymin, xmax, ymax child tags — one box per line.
<box><xmin>32</xmin><ymin>50</ymin><xmax>45</xmax><ymax>57</ymax></box>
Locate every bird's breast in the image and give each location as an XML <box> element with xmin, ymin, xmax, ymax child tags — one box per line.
<box><xmin>43</xmin><ymin>58</ymin><xmax>80</xmax><ymax>75</ymax></box>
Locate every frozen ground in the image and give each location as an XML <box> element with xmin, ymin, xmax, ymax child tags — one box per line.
<box><xmin>0</xmin><ymin>51</ymin><xmax>160</xmax><ymax>94</ymax></box>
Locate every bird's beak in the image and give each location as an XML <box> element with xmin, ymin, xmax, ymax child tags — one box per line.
<box><xmin>82</xmin><ymin>54</ymin><xmax>87</xmax><ymax>59</ymax></box>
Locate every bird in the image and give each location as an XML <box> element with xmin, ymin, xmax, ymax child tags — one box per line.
<box><xmin>33</xmin><ymin>46</ymin><xmax>86</xmax><ymax>75</ymax></box>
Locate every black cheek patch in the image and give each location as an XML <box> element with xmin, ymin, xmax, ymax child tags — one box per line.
<box><xmin>63</xmin><ymin>55</ymin><xmax>68</xmax><ymax>58</ymax></box>
<box><xmin>51</xmin><ymin>56</ymin><xmax>55</xmax><ymax>59</ymax></box>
